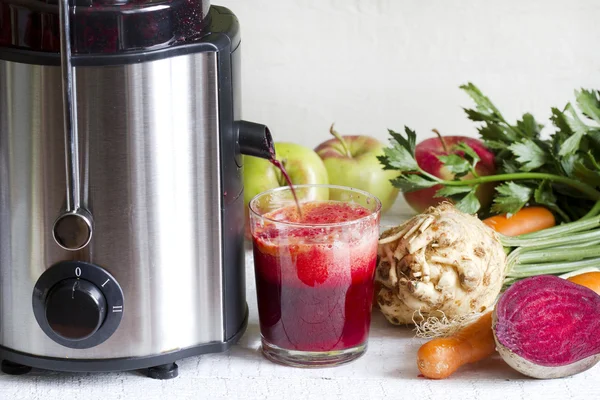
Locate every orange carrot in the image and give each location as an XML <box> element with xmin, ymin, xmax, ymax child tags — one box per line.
<box><xmin>416</xmin><ymin>312</ymin><xmax>495</xmax><ymax>379</ymax></box>
<box><xmin>483</xmin><ymin>206</ymin><xmax>555</xmax><ymax>236</ymax></box>
<box><xmin>567</xmin><ymin>272</ymin><xmax>600</xmax><ymax>295</ymax></box>
<box><xmin>416</xmin><ymin>272</ymin><xmax>600</xmax><ymax>379</ymax></box>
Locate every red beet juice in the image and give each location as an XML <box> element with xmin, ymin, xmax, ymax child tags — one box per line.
<box><xmin>251</xmin><ymin>200</ymin><xmax>380</xmax><ymax>353</ymax></box>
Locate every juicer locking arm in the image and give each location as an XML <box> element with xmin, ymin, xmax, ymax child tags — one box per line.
<box><xmin>52</xmin><ymin>0</ymin><xmax>93</xmax><ymax>251</ymax></box>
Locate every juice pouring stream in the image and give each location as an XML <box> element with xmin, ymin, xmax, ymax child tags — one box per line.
<box><xmin>269</xmin><ymin>157</ymin><xmax>302</xmax><ymax>217</ymax></box>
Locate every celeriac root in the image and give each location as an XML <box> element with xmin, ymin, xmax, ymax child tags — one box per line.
<box><xmin>376</xmin><ymin>203</ymin><xmax>506</xmax><ymax>327</ymax></box>
<box><xmin>413</xmin><ymin>310</ymin><xmax>486</xmax><ymax>339</ymax></box>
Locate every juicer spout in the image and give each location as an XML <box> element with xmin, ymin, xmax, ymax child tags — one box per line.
<box><xmin>237</xmin><ymin>121</ymin><xmax>275</xmax><ymax>160</ymax></box>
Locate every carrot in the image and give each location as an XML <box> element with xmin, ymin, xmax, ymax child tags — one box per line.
<box><xmin>567</xmin><ymin>271</ymin><xmax>600</xmax><ymax>295</ymax></box>
<box><xmin>483</xmin><ymin>206</ymin><xmax>555</xmax><ymax>236</ymax></box>
<box><xmin>416</xmin><ymin>271</ymin><xmax>600</xmax><ymax>379</ymax></box>
<box><xmin>416</xmin><ymin>311</ymin><xmax>495</xmax><ymax>379</ymax></box>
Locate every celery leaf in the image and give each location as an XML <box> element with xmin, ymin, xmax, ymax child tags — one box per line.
<box><xmin>390</xmin><ymin>174</ymin><xmax>437</xmax><ymax>192</ymax></box>
<box><xmin>455</xmin><ymin>190</ymin><xmax>481</xmax><ymax>214</ymax></box>
<box><xmin>508</xmin><ymin>139</ymin><xmax>548</xmax><ymax>171</ymax></box>
<box><xmin>434</xmin><ymin>186</ymin><xmax>474</xmax><ymax>198</ymax></box>
<box><xmin>534</xmin><ymin>180</ymin><xmax>569</xmax><ymax>222</ymax></box>
<box><xmin>516</xmin><ymin>113</ymin><xmax>543</xmax><ymax>139</ymax></box>
<box><xmin>575</xmin><ymin>89</ymin><xmax>600</xmax><ymax>125</ymax></box>
<box><xmin>491</xmin><ymin>182</ymin><xmax>533</xmax><ymax>215</ymax></box>
<box><xmin>437</xmin><ymin>154</ymin><xmax>470</xmax><ymax>177</ymax></box>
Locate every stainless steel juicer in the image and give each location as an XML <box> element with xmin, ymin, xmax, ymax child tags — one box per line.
<box><xmin>0</xmin><ymin>0</ymin><xmax>272</xmax><ymax>379</ymax></box>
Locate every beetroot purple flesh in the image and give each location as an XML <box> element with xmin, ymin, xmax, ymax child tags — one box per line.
<box><xmin>494</xmin><ymin>275</ymin><xmax>600</xmax><ymax>367</ymax></box>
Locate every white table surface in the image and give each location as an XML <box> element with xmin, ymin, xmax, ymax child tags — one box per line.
<box><xmin>1</xmin><ymin>204</ymin><xmax>598</xmax><ymax>400</ymax></box>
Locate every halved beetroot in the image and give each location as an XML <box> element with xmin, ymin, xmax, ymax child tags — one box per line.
<box><xmin>492</xmin><ymin>275</ymin><xmax>600</xmax><ymax>379</ymax></box>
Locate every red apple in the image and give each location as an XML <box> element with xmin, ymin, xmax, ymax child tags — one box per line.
<box><xmin>404</xmin><ymin>134</ymin><xmax>497</xmax><ymax>213</ymax></box>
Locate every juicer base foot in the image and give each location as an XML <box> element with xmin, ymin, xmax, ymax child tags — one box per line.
<box><xmin>147</xmin><ymin>362</ymin><xmax>179</xmax><ymax>380</ymax></box>
<box><xmin>1</xmin><ymin>360</ymin><xmax>32</xmax><ymax>375</ymax></box>
<box><xmin>0</xmin><ymin>304</ymin><xmax>248</xmax><ymax>376</ymax></box>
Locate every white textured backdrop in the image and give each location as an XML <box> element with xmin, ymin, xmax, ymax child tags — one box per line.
<box><xmin>217</xmin><ymin>0</ymin><xmax>600</xmax><ymax>148</ymax></box>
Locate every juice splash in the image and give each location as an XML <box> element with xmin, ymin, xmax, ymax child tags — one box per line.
<box><xmin>251</xmin><ymin>200</ymin><xmax>379</xmax><ymax>352</ymax></box>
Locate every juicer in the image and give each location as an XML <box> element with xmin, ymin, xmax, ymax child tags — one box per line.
<box><xmin>0</xmin><ymin>0</ymin><xmax>272</xmax><ymax>379</ymax></box>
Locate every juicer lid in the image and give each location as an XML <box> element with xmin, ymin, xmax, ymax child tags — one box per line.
<box><xmin>0</xmin><ymin>0</ymin><xmax>212</xmax><ymax>53</ymax></box>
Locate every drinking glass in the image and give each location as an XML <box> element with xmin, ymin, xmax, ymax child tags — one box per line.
<box><xmin>249</xmin><ymin>184</ymin><xmax>381</xmax><ymax>367</ymax></box>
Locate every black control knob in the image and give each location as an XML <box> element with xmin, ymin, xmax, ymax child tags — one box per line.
<box><xmin>45</xmin><ymin>278</ymin><xmax>107</xmax><ymax>341</ymax></box>
<box><xmin>33</xmin><ymin>261</ymin><xmax>124</xmax><ymax>349</ymax></box>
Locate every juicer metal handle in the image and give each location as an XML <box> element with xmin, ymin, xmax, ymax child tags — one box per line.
<box><xmin>53</xmin><ymin>0</ymin><xmax>93</xmax><ymax>251</ymax></box>
<box><xmin>58</xmin><ymin>0</ymin><xmax>79</xmax><ymax>212</ymax></box>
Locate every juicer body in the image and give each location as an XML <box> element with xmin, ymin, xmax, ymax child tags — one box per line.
<box><xmin>0</xmin><ymin>6</ymin><xmax>250</xmax><ymax>372</ymax></box>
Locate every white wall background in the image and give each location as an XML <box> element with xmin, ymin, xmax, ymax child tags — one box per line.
<box><xmin>218</xmin><ymin>0</ymin><xmax>600</xmax><ymax>149</ymax></box>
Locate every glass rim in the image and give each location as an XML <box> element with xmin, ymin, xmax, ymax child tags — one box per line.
<box><xmin>248</xmin><ymin>184</ymin><xmax>382</xmax><ymax>228</ymax></box>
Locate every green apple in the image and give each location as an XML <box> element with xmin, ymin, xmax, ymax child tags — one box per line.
<box><xmin>243</xmin><ymin>142</ymin><xmax>330</xmax><ymax>214</ymax></box>
<box><xmin>314</xmin><ymin>124</ymin><xmax>400</xmax><ymax>213</ymax></box>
